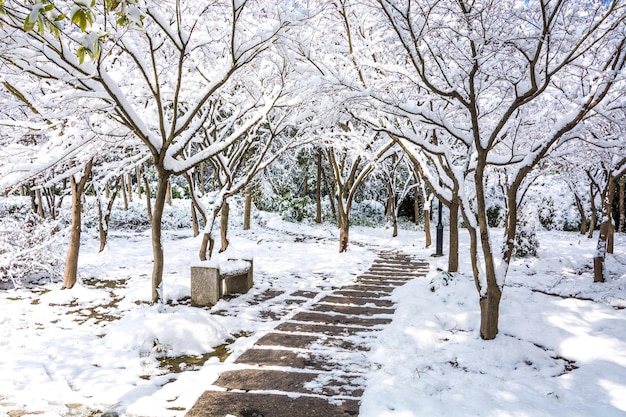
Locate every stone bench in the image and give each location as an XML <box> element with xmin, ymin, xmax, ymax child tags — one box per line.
<box><xmin>190</xmin><ymin>259</ymin><xmax>253</xmax><ymax>307</ymax></box>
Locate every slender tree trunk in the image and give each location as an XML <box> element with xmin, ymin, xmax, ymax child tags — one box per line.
<box><xmin>126</xmin><ymin>172</ymin><xmax>133</xmax><ymax>203</ymax></box>
<box><xmin>121</xmin><ymin>175</ymin><xmax>129</xmax><ymax>210</ymax></box>
<box><xmin>191</xmin><ymin>200</ymin><xmax>200</xmax><ymax>237</ymax></box>
<box><xmin>414</xmin><ymin>186</ymin><xmax>420</xmax><ymax>225</ymax></box>
<box><xmin>143</xmin><ymin>175</ymin><xmax>153</xmax><ymax>223</ymax></box>
<box><xmin>151</xmin><ymin>170</ymin><xmax>170</xmax><ymax>303</ymax></box>
<box><xmin>165</xmin><ymin>179</ymin><xmax>172</xmax><ymax>206</ymax></box>
<box><xmin>617</xmin><ymin>177</ymin><xmax>626</xmax><ymax>233</ymax></box>
<box><xmin>316</xmin><ymin>151</ymin><xmax>322</xmax><ymax>224</ymax></box>
<box><xmin>98</xmin><ymin>178</ymin><xmax>120</xmax><ymax>252</ymax></box>
<box><xmin>424</xmin><ymin>207</ymin><xmax>432</xmax><ymax>248</ymax></box>
<box><xmin>136</xmin><ymin>165</ymin><xmax>142</xmax><ymax>200</ymax></box>
<box><xmin>588</xmin><ymin>185</ymin><xmax>597</xmax><ymax>238</ymax></box>
<box><xmin>62</xmin><ymin>160</ymin><xmax>93</xmax><ymax>290</ymax></box>
<box><xmin>199</xmin><ymin>162</ymin><xmax>205</xmax><ymax>195</ymax></box>
<box><xmin>36</xmin><ymin>188</ymin><xmax>45</xmax><ymax>218</ymax></box>
<box><xmin>243</xmin><ymin>185</ymin><xmax>252</xmax><ymax>230</ymax></box>
<box><xmin>476</xmin><ymin>162</ymin><xmax>501</xmax><ymax>340</ymax></box>
<box><xmin>573</xmin><ymin>193</ymin><xmax>588</xmax><ymax>235</ymax></box>
<box><xmin>220</xmin><ymin>200</ymin><xmax>230</xmax><ymax>253</ymax></box>
<box><xmin>448</xmin><ymin>200</ymin><xmax>459</xmax><ymax>272</ymax></box>
<box><xmin>322</xmin><ymin>170</ymin><xmax>337</xmax><ymax>220</ymax></box>
<box><xmin>607</xmin><ymin>223</ymin><xmax>614</xmax><ymax>254</ymax></box>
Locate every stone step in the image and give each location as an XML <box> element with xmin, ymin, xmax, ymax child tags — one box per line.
<box><xmin>275</xmin><ymin>322</ymin><xmax>374</xmax><ymax>336</ymax></box>
<box><xmin>255</xmin><ymin>332</ymin><xmax>366</xmax><ymax>351</ymax></box>
<box><xmin>234</xmin><ymin>348</ymin><xmax>366</xmax><ymax>372</ymax></box>
<box><xmin>318</xmin><ymin>295</ymin><xmax>394</xmax><ymax>307</ymax></box>
<box><xmin>215</xmin><ymin>369</ymin><xmax>364</xmax><ymax>397</ymax></box>
<box><xmin>291</xmin><ymin>311</ymin><xmax>392</xmax><ymax>327</ymax></box>
<box><xmin>310</xmin><ymin>303</ymin><xmax>395</xmax><ymax>316</ymax></box>
<box><xmin>186</xmin><ymin>391</ymin><xmax>360</xmax><ymax>417</ymax></box>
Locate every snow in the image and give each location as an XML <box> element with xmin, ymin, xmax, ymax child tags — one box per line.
<box><xmin>1</xmin><ymin>208</ymin><xmax>625</xmax><ymax>417</ymax></box>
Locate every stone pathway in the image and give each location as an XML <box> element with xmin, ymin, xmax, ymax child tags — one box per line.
<box><xmin>186</xmin><ymin>251</ymin><xmax>428</xmax><ymax>417</ymax></box>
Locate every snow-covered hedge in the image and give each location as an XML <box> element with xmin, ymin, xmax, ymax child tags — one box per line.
<box><xmin>0</xmin><ymin>212</ymin><xmax>65</xmax><ymax>287</ymax></box>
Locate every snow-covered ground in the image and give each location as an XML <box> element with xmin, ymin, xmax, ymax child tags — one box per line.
<box><xmin>1</xmin><ymin>206</ymin><xmax>625</xmax><ymax>417</ymax></box>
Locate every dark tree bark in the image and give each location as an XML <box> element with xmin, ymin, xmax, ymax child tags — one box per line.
<box><xmin>315</xmin><ymin>150</ymin><xmax>323</xmax><ymax>224</ymax></box>
<box><xmin>448</xmin><ymin>200</ymin><xmax>459</xmax><ymax>272</ymax></box>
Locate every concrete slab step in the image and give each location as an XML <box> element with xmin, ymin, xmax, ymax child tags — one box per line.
<box><xmin>186</xmin><ymin>391</ymin><xmax>360</xmax><ymax>417</ymax></box>
<box><xmin>275</xmin><ymin>322</ymin><xmax>373</xmax><ymax>336</ymax></box>
<box><xmin>291</xmin><ymin>311</ymin><xmax>392</xmax><ymax>327</ymax></box>
<box><xmin>215</xmin><ymin>369</ymin><xmax>364</xmax><ymax>397</ymax></box>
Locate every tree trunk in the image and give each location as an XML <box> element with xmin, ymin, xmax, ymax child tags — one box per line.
<box><xmin>475</xmin><ymin>162</ymin><xmax>501</xmax><ymax>340</ymax></box>
<box><xmin>62</xmin><ymin>160</ymin><xmax>93</xmax><ymax>290</ymax></box>
<box><xmin>36</xmin><ymin>188</ymin><xmax>45</xmax><ymax>218</ymax></box>
<box><xmin>165</xmin><ymin>179</ymin><xmax>172</xmax><ymax>206</ymax></box>
<box><xmin>126</xmin><ymin>172</ymin><xmax>133</xmax><ymax>203</ymax></box>
<box><xmin>594</xmin><ymin>175</ymin><xmax>616</xmax><ymax>283</ymax></box>
<box><xmin>143</xmin><ymin>175</ymin><xmax>153</xmax><ymax>223</ymax></box>
<box><xmin>316</xmin><ymin>151</ymin><xmax>323</xmax><ymax>224</ymax></box>
<box><xmin>617</xmin><ymin>177</ymin><xmax>626</xmax><ymax>233</ymax></box>
<box><xmin>220</xmin><ymin>200</ymin><xmax>230</xmax><ymax>253</ymax></box>
<box><xmin>448</xmin><ymin>201</ymin><xmax>459</xmax><ymax>272</ymax></box>
<box><xmin>588</xmin><ymin>185</ymin><xmax>597</xmax><ymax>238</ymax></box>
<box><xmin>322</xmin><ymin>169</ymin><xmax>337</xmax><ymax>220</ymax></box>
<box><xmin>199</xmin><ymin>162</ymin><xmax>205</xmax><ymax>195</ymax></box>
<box><xmin>98</xmin><ymin>178</ymin><xmax>119</xmax><ymax>252</ymax></box>
<box><xmin>243</xmin><ymin>185</ymin><xmax>252</xmax><ymax>230</ymax></box>
<box><xmin>573</xmin><ymin>192</ymin><xmax>588</xmax><ymax>235</ymax></box>
<box><xmin>121</xmin><ymin>174</ymin><xmax>129</xmax><ymax>210</ymax></box>
<box><xmin>190</xmin><ymin>200</ymin><xmax>199</xmax><ymax>237</ymax></box>
<box><xmin>338</xmin><ymin>210</ymin><xmax>350</xmax><ymax>253</ymax></box>
<box><xmin>414</xmin><ymin>186</ymin><xmax>420</xmax><ymax>225</ymax></box>
<box><xmin>136</xmin><ymin>165</ymin><xmax>142</xmax><ymax>200</ymax></box>
<box><xmin>424</xmin><ymin>208</ymin><xmax>431</xmax><ymax>248</ymax></box>
<box><xmin>150</xmin><ymin>170</ymin><xmax>170</xmax><ymax>303</ymax></box>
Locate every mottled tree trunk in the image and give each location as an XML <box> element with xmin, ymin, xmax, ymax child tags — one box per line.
<box><xmin>594</xmin><ymin>176</ymin><xmax>616</xmax><ymax>283</ymax></box>
<box><xmin>98</xmin><ymin>178</ymin><xmax>119</xmax><ymax>252</ymax></box>
<box><xmin>62</xmin><ymin>160</ymin><xmax>93</xmax><ymax>290</ymax></box>
<box><xmin>476</xmin><ymin>162</ymin><xmax>501</xmax><ymax>340</ymax></box>
<box><xmin>150</xmin><ymin>170</ymin><xmax>170</xmax><ymax>303</ymax></box>
<box><xmin>121</xmin><ymin>175</ymin><xmax>129</xmax><ymax>210</ymax></box>
<box><xmin>243</xmin><ymin>185</ymin><xmax>252</xmax><ymax>230</ymax></box>
<box><xmin>588</xmin><ymin>185</ymin><xmax>597</xmax><ymax>238</ymax></box>
<box><xmin>220</xmin><ymin>200</ymin><xmax>230</xmax><ymax>253</ymax></box>
<box><xmin>338</xmin><ymin>210</ymin><xmax>350</xmax><ymax>253</ymax></box>
<box><xmin>617</xmin><ymin>177</ymin><xmax>626</xmax><ymax>232</ymax></box>
<box><xmin>126</xmin><ymin>172</ymin><xmax>133</xmax><ymax>203</ymax></box>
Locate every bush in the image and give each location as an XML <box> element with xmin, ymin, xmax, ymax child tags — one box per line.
<box><xmin>0</xmin><ymin>213</ymin><xmax>65</xmax><ymax>287</ymax></box>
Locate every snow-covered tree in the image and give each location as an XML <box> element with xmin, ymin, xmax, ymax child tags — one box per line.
<box><xmin>315</xmin><ymin>0</ymin><xmax>626</xmax><ymax>339</ymax></box>
<box><xmin>0</xmin><ymin>0</ymin><xmax>296</xmax><ymax>302</ymax></box>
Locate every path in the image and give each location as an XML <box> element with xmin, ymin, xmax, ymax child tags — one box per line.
<box><xmin>186</xmin><ymin>251</ymin><xmax>428</xmax><ymax>417</ymax></box>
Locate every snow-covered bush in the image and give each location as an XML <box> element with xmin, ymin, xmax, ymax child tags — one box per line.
<box><xmin>278</xmin><ymin>194</ymin><xmax>314</xmax><ymax>222</ymax></box>
<box><xmin>351</xmin><ymin>200</ymin><xmax>386</xmax><ymax>226</ymax></box>
<box><xmin>0</xmin><ymin>213</ymin><xmax>65</xmax><ymax>287</ymax></box>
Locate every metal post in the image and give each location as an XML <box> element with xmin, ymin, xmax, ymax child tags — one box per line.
<box><xmin>435</xmin><ymin>197</ymin><xmax>444</xmax><ymax>256</ymax></box>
